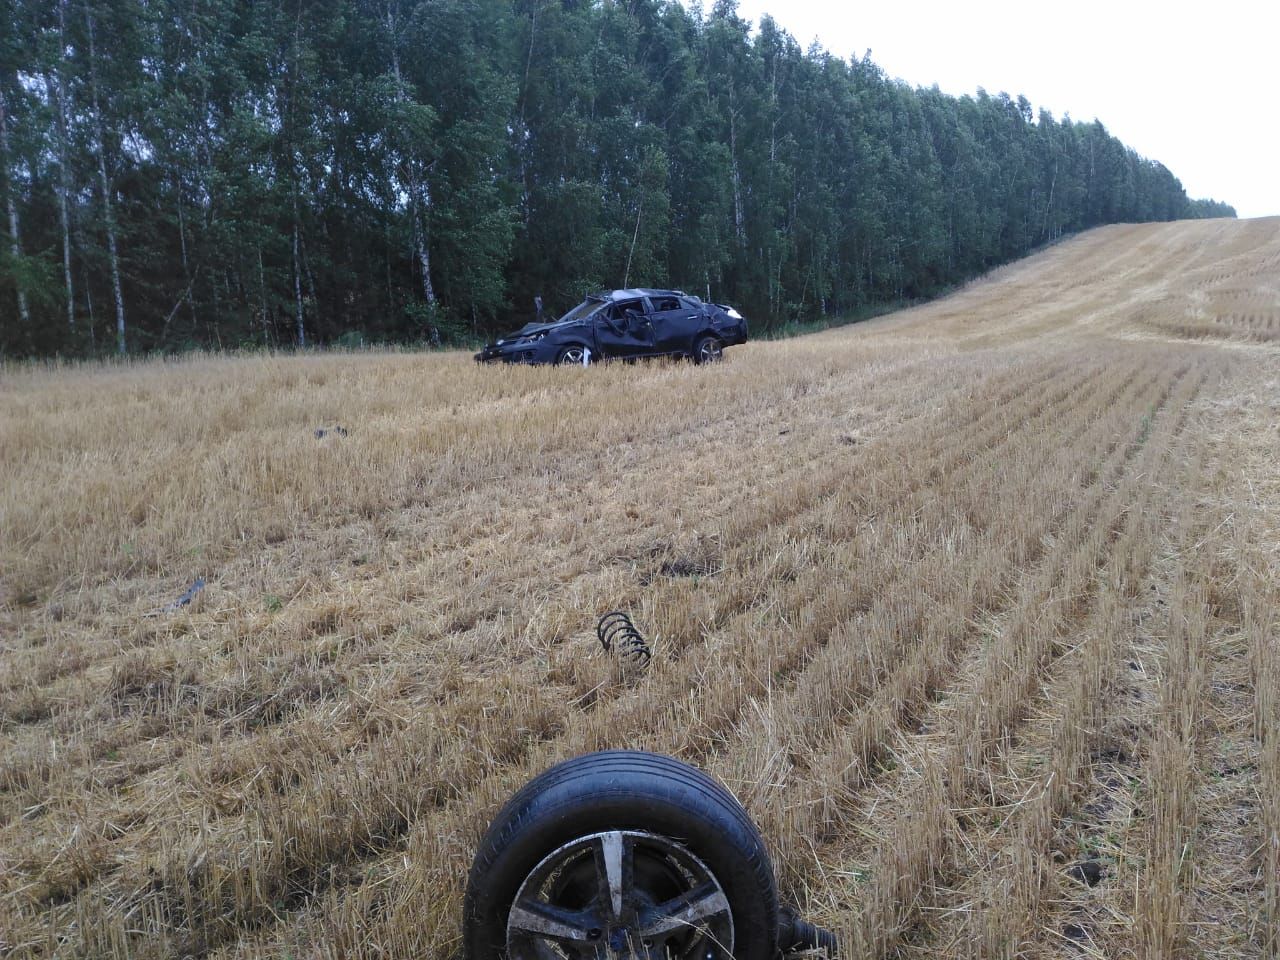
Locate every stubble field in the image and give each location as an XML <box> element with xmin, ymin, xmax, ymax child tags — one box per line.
<box><xmin>2</xmin><ymin>217</ymin><xmax>1278</xmax><ymax>959</ymax></box>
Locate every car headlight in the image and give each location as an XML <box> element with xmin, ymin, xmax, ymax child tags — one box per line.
<box><xmin>725</xmin><ymin>307</ymin><xmax>743</xmax><ymax>320</ymax></box>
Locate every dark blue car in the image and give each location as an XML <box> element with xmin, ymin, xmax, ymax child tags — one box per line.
<box><xmin>475</xmin><ymin>289</ymin><xmax>748</xmax><ymax>366</ymax></box>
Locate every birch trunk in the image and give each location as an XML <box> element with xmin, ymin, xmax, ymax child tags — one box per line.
<box><xmin>257</xmin><ymin>247</ymin><xmax>270</xmax><ymax>340</ymax></box>
<box><xmin>52</xmin><ymin>0</ymin><xmax>75</xmax><ymax>328</ymax></box>
<box><xmin>728</xmin><ymin>96</ymin><xmax>744</xmax><ymax>246</ymax></box>
<box><xmin>0</xmin><ymin>88</ymin><xmax>30</xmax><ymax>329</ymax></box>
<box><xmin>292</xmin><ymin>194</ymin><xmax>305</xmax><ymax>347</ymax></box>
<box><xmin>48</xmin><ymin>68</ymin><xmax>75</xmax><ymax>329</ymax></box>
<box><xmin>83</xmin><ymin>263</ymin><xmax>94</xmax><ymax>350</ymax></box>
<box><xmin>386</xmin><ymin>2</ymin><xmax>437</xmax><ymax>316</ymax></box>
<box><xmin>174</xmin><ymin>174</ymin><xmax>197</xmax><ymax>338</ymax></box>
<box><xmin>411</xmin><ymin>189</ymin><xmax>436</xmax><ymax>307</ymax></box>
<box><xmin>86</xmin><ymin>10</ymin><xmax>127</xmax><ymax>354</ymax></box>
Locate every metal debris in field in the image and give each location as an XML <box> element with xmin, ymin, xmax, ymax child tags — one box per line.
<box><xmin>314</xmin><ymin>425</ymin><xmax>349</xmax><ymax>439</ymax></box>
<box><xmin>597</xmin><ymin>611</ymin><xmax>652</xmax><ymax>667</ymax></box>
<box><xmin>146</xmin><ymin>577</ymin><xmax>206</xmax><ymax>617</ymax></box>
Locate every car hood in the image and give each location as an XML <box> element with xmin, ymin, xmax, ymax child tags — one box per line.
<box><xmin>494</xmin><ymin>317</ymin><xmax>582</xmax><ymax>343</ymax></box>
<box><xmin>512</xmin><ymin>321</ymin><xmax>558</xmax><ymax>337</ymax></box>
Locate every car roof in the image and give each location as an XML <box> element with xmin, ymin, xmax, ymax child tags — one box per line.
<box><xmin>598</xmin><ymin>288</ymin><xmax>688</xmax><ymax>301</ymax></box>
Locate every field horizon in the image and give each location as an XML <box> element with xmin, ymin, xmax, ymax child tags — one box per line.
<box><xmin>2</xmin><ymin>217</ymin><xmax>1278</xmax><ymax>959</ymax></box>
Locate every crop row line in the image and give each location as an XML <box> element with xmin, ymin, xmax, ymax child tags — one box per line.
<box><xmin>837</xmin><ymin>360</ymin><xmax>1203</xmax><ymax>957</ymax></box>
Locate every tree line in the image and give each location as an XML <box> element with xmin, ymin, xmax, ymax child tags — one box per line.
<box><xmin>0</xmin><ymin>0</ymin><xmax>1237</xmax><ymax>356</ymax></box>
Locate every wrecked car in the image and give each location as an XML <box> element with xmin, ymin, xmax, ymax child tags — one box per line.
<box><xmin>474</xmin><ymin>289</ymin><xmax>748</xmax><ymax>366</ymax></box>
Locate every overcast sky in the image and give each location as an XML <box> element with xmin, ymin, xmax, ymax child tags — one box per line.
<box><xmin>716</xmin><ymin>0</ymin><xmax>1278</xmax><ymax>218</ymax></box>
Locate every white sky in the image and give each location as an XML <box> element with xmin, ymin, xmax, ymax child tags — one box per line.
<box><xmin>719</xmin><ymin>0</ymin><xmax>1279</xmax><ymax>218</ymax></box>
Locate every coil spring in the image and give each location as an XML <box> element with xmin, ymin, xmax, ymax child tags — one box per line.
<box><xmin>597</xmin><ymin>611</ymin><xmax>652</xmax><ymax>667</ymax></box>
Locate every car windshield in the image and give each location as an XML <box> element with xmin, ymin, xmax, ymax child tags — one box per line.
<box><xmin>556</xmin><ymin>298</ymin><xmax>603</xmax><ymax>324</ymax></box>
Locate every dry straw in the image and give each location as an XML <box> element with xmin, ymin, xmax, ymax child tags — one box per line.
<box><xmin>1</xmin><ymin>218</ymin><xmax>1278</xmax><ymax>959</ymax></box>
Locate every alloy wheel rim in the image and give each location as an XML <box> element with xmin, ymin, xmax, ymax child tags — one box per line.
<box><xmin>505</xmin><ymin>829</ymin><xmax>734</xmax><ymax>959</ymax></box>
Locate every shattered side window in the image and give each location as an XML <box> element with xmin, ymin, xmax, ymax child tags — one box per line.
<box><xmin>608</xmin><ymin>301</ymin><xmax>644</xmax><ymax>321</ymax></box>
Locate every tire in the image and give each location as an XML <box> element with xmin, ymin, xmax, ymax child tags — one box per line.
<box><xmin>462</xmin><ymin>750</ymin><xmax>780</xmax><ymax>960</ymax></box>
<box><xmin>692</xmin><ymin>335</ymin><xmax>724</xmax><ymax>364</ymax></box>
<box><xmin>556</xmin><ymin>345</ymin><xmax>587</xmax><ymax>366</ymax></box>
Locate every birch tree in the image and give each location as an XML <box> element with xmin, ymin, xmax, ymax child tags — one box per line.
<box><xmin>48</xmin><ymin>0</ymin><xmax>74</xmax><ymax>330</ymax></box>
<box><xmin>0</xmin><ymin>84</ymin><xmax>30</xmax><ymax>330</ymax></box>
<box><xmin>85</xmin><ymin>5</ymin><xmax>126</xmax><ymax>354</ymax></box>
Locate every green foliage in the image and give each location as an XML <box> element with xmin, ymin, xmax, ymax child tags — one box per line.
<box><xmin>0</xmin><ymin>0</ymin><xmax>1235</xmax><ymax>357</ymax></box>
<box><xmin>1186</xmin><ymin>197</ymin><xmax>1237</xmax><ymax>219</ymax></box>
<box><xmin>334</xmin><ymin>329</ymin><xmax>365</xmax><ymax>349</ymax></box>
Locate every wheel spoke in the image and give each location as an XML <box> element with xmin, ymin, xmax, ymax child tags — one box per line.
<box><xmin>508</xmin><ymin>898</ymin><xmax>598</xmax><ymax>943</ymax></box>
<box><xmin>636</xmin><ymin>881</ymin><xmax>731</xmax><ymax>938</ymax></box>
<box><xmin>598</xmin><ymin>830</ymin><xmax>628</xmax><ymax>920</ymax></box>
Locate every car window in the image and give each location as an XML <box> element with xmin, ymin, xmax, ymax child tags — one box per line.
<box><xmin>651</xmin><ymin>296</ymin><xmax>681</xmax><ymax>312</ymax></box>
<box><xmin>606</xmin><ymin>300</ymin><xmax>644</xmax><ymax>323</ymax></box>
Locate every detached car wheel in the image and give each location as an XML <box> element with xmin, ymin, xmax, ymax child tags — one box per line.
<box><xmin>463</xmin><ymin>750</ymin><xmax>780</xmax><ymax>960</ymax></box>
<box><xmin>693</xmin><ymin>336</ymin><xmax>724</xmax><ymax>364</ymax></box>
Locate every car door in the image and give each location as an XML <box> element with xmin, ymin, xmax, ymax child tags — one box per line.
<box><xmin>647</xmin><ymin>295</ymin><xmax>701</xmax><ymax>355</ymax></box>
<box><xmin>592</xmin><ymin>299</ymin><xmax>655</xmax><ymax>359</ymax></box>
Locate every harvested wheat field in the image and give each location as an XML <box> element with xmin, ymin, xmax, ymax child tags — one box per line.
<box><xmin>2</xmin><ymin>217</ymin><xmax>1279</xmax><ymax>959</ymax></box>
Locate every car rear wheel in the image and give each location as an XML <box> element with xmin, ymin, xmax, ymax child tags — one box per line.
<box><xmin>693</xmin><ymin>335</ymin><xmax>723</xmax><ymax>364</ymax></box>
<box><xmin>462</xmin><ymin>750</ymin><xmax>779</xmax><ymax>960</ymax></box>
<box><xmin>556</xmin><ymin>345</ymin><xmax>587</xmax><ymax>366</ymax></box>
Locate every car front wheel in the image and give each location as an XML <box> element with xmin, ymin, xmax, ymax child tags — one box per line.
<box><xmin>693</xmin><ymin>335</ymin><xmax>724</xmax><ymax>364</ymax></box>
<box><xmin>556</xmin><ymin>345</ymin><xmax>587</xmax><ymax>366</ymax></box>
